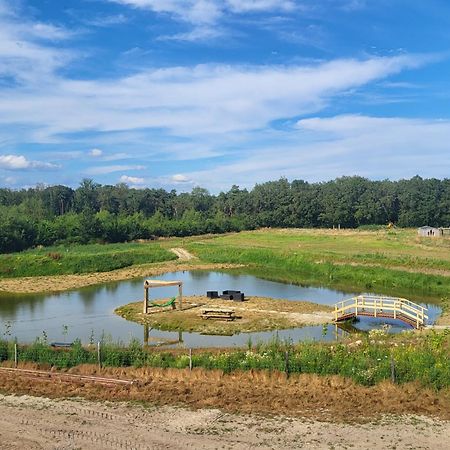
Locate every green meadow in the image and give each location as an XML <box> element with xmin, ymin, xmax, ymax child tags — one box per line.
<box><xmin>0</xmin><ymin>242</ymin><xmax>176</xmax><ymax>278</ymax></box>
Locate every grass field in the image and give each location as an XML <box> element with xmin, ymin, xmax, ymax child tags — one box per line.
<box><xmin>1</xmin><ymin>228</ymin><xmax>449</xmax><ymax>310</ymax></box>
<box><xmin>0</xmin><ymin>242</ymin><xmax>176</xmax><ymax>278</ymax></box>
<box><xmin>184</xmin><ymin>228</ymin><xmax>450</xmax><ymax>302</ymax></box>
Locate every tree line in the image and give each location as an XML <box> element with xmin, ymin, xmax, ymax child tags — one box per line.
<box><xmin>0</xmin><ymin>175</ymin><xmax>449</xmax><ymax>253</ymax></box>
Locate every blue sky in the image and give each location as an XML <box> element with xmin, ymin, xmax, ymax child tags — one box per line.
<box><xmin>0</xmin><ymin>0</ymin><xmax>449</xmax><ymax>192</ymax></box>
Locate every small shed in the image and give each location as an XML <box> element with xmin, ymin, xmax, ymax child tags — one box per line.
<box><xmin>417</xmin><ymin>226</ymin><xmax>443</xmax><ymax>237</ymax></box>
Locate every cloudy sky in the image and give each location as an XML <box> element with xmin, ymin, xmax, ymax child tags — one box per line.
<box><xmin>0</xmin><ymin>0</ymin><xmax>449</xmax><ymax>192</ymax></box>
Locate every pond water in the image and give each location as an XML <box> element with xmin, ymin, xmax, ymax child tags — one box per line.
<box><xmin>0</xmin><ymin>271</ymin><xmax>442</xmax><ymax>348</ymax></box>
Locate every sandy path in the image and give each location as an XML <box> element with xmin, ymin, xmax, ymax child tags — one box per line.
<box><xmin>170</xmin><ymin>247</ymin><xmax>197</xmax><ymax>260</ymax></box>
<box><xmin>0</xmin><ymin>393</ymin><xmax>448</xmax><ymax>449</ymax></box>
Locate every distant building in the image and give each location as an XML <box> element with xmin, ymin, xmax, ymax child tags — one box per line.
<box><xmin>417</xmin><ymin>226</ymin><xmax>443</xmax><ymax>237</ymax></box>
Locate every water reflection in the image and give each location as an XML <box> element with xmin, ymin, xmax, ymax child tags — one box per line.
<box><xmin>0</xmin><ymin>270</ymin><xmax>442</xmax><ymax>346</ymax></box>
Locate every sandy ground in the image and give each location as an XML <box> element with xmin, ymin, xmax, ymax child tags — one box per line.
<box><xmin>116</xmin><ymin>295</ymin><xmax>333</xmax><ymax>334</ymax></box>
<box><xmin>0</xmin><ymin>393</ymin><xmax>449</xmax><ymax>450</ymax></box>
<box><xmin>0</xmin><ymin>261</ymin><xmax>243</xmax><ymax>294</ymax></box>
<box><xmin>170</xmin><ymin>248</ymin><xmax>197</xmax><ymax>260</ymax></box>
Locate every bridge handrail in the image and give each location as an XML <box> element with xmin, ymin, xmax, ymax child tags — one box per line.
<box><xmin>335</xmin><ymin>299</ymin><xmax>428</xmax><ymax>320</ymax></box>
<box><xmin>334</xmin><ymin>295</ymin><xmax>428</xmax><ymax>326</ymax></box>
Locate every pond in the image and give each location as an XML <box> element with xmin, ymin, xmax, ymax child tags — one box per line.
<box><xmin>0</xmin><ymin>271</ymin><xmax>442</xmax><ymax>348</ymax></box>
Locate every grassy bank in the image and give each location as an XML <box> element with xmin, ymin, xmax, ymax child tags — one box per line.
<box><xmin>1</xmin><ymin>331</ymin><xmax>449</xmax><ymax>389</ymax></box>
<box><xmin>0</xmin><ymin>242</ymin><xmax>176</xmax><ymax>278</ymax></box>
<box><xmin>186</xmin><ymin>229</ymin><xmax>450</xmax><ymax>302</ymax></box>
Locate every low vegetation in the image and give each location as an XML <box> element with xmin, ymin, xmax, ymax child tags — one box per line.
<box><xmin>1</xmin><ymin>330</ymin><xmax>448</xmax><ymax>389</ymax></box>
<box><xmin>0</xmin><ymin>242</ymin><xmax>176</xmax><ymax>278</ymax></box>
<box><xmin>186</xmin><ymin>229</ymin><xmax>450</xmax><ymax>302</ymax></box>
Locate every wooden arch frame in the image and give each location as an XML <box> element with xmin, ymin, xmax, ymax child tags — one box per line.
<box><xmin>143</xmin><ymin>279</ymin><xmax>183</xmax><ymax>314</ymax></box>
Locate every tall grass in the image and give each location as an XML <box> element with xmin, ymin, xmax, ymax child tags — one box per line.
<box><xmin>0</xmin><ymin>242</ymin><xmax>176</xmax><ymax>278</ymax></box>
<box><xmin>186</xmin><ymin>243</ymin><xmax>450</xmax><ymax>301</ymax></box>
<box><xmin>1</xmin><ymin>331</ymin><xmax>448</xmax><ymax>389</ymax></box>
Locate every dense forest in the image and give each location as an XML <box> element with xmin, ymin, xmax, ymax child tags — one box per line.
<box><xmin>0</xmin><ymin>176</ymin><xmax>449</xmax><ymax>253</ymax></box>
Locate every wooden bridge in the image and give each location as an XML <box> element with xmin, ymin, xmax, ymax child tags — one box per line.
<box><xmin>334</xmin><ymin>295</ymin><xmax>428</xmax><ymax>329</ymax></box>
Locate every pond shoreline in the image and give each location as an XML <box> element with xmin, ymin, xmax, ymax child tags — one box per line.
<box><xmin>115</xmin><ymin>295</ymin><xmax>334</xmax><ymax>334</ymax></box>
<box><xmin>0</xmin><ymin>261</ymin><xmax>245</xmax><ymax>295</ymax></box>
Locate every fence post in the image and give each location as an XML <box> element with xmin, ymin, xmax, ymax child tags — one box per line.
<box><xmin>14</xmin><ymin>343</ymin><xmax>17</xmax><ymax>368</ymax></box>
<box><xmin>390</xmin><ymin>357</ymin><xmax>396</xmax><ymax>384</ymax></box>
<box><xmin>189</xmin><ymin>348</ymin><xmax>192</xmax><ymax>372</ymax></box>
<box><xmin>97</xmin><ymin>342</ymin><xmax>101</xmax><ymax>369</ymax></box>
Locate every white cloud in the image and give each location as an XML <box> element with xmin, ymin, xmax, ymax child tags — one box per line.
<box><xmin>85</xmin><ymin>164</ymin><xmax>145</xmax><ymax>175</ymax></box>
<box><xmin>2</xmin><ymin>175</ymin><xmax>16</xmax><ymax>184</ymax></box>
<box><xmin>0</xmin><ymin>154</ymin><xmax>59</xmax><ymax>170</ymax></box>
<box><xmin>0</xmin><ymin>55</ymin><xmax>427</xmax><ymax>142</ymax></box>
<box><xmin>89</xmin><ymin>148</ymin><xmax>103</xmax><ymax>157</ymax></box>
<box><xmin>177</xmin><ymin>115</ymin><xmax>450</xmax><ymax>191</ymax></box>
<box><xmin>226</xmin><ymin>0</ymin><xmax>295</xmax><ymax>13</ymax></box>
<box><xmin>88</xmin><ymin>149</ymin><xmax>132</xmax><ymax>160</ymax></box>
<box><xmin>109</xmin><ymin>0</ymin><xmax>297</xmax><ymax>41</ymax></box>
<box><xmin>110</xmin><ymin>0</ymin><xmax>221</xmax><ymax>25</ymax></box>
<box><xmin>84</xmin><ymin>14</ymin><xmax>128</xmax><ymax>27</ymax></box>
<box><xmin>102</xmin><ymin>152</ymin><xmax>132</xmax><ymax>161</ymax></box>
<box><xmin>159</xmin><ymin>25</ymin><xmax>224</xmax><ymax>42</ymax></box>
<box><xmin>0</xmin><ymin>1</ymin><xmax>76</xmax><ymax>84</ymax></box>
<box><xmin>119</xmin><ymin>174</ymin><xmax>145</xmax><ymax>184</ymax></box>
<box><xmin>171</xmin><ymin>174</ymin><xmax>192</xmax><ymax>183</ymax></box>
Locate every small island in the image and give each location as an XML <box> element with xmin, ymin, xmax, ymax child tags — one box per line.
<box><xmin>115</xmin><ymin>295</ymin><xmax>334</xmax><ymax>335</ymax></box>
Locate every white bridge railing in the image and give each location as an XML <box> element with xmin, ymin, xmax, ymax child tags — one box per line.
<box><xmin>334</xmin><ymin>295</ymin><xmax>428</xmax><ymax>329</ymax></box>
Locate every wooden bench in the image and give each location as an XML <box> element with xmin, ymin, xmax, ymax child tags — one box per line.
<box><xmin>201</xmin><ymin>308</ymin><xmax>236</xmax><ymax>321</ymax></box>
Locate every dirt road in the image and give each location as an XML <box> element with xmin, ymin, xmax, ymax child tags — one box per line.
<box><xmin>0</xmin><ymin>363</ymin><xmax>449</xmax><ymax>449</ymax></box>
<box><xmin>0</xmin><ymin>393</ymin><xmax>449</xmax><ymax>449</ymax></box>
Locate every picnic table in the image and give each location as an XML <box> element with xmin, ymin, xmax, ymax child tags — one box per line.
<box><xmin>201</xmin><ymin>308</ymin><xmax>236</xmax><ymax>321</ymax></box>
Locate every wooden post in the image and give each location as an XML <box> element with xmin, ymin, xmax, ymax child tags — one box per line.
<box><xmin>14</xmin><ymin>343</ymin><xmax>17</xmax><ymax>368</ymax></box>
<box><xmin>390</xmin><ymin>357</ymin><xmax>396</xmax><ymax>383</ymax></box>
<box><xmin>97</xmin><ymin>341</ymin><xmax>101</xmax><ymax>369</ymax></box>
<box><xmin>189</xmin><ymin>348</ymin><xmax>192</xmax><ymax>372</ymax></box>
<box><xmin>178</xmin><ymin>283</ymin><xmax>183</xmax><ymax>310</ymax></box>
<box><xmin>143</xmin><ymin>286</ymin><xmax>149</xmax><ymax>314</ymax></box>
<box><xmin>143</xmin><ymin>324</ymin><xmax>149</xmax><ymax>346</ymax></box>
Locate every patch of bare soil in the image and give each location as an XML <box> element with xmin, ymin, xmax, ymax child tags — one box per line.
<box><xmin>170</xmin><ymin>247</ymin><xmax>197</xmax><ymax>260</ymax></box>
<box><xmin>116</xmin><ymin>295</ymin><xmax>333</xmax><ymax>334</ymax></box>
<box><xmin>0</xmin><ymin>261</ymin><xmax>244</xmax><ymax>295</ymax></box>
<box><xmin>0</xmin><ymin>365</ymin><xmax>449</xmax><ymax>449</ymax></box>
<box><xmin>0</xmin><ymin>393</ymin><xmax>449</xmax><ymax>450</ymax></box>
